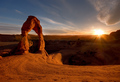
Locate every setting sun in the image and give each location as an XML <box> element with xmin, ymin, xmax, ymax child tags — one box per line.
<box><xmin>94</xmin><ymin>29</ymin><xmax>104</xmax><ymax>36</ymax></box>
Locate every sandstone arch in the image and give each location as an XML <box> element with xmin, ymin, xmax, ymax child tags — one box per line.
<box><xmin>12</xmin><ymin>16</ymin><xmax>47</xmax><ymax>55</ymax></box>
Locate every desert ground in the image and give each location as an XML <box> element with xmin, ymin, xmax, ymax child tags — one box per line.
<box><xmin>0</xmin><ymin>34</ymin><xmax>120</xmax><ymax>82</ymax></box>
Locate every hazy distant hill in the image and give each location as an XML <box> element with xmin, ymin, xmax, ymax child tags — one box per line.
<box><xmin>0</xmin><ymin>34</ymin><xmax>109</xmax><ymax>42</ymax></box>
<box><xmin>0</xmin><ymin>34</ymin><xmax>38</xmax><ymax>42</ymax></box>
<box><xmin>110</xmin><ymin>30</ymin><xmax>120</xmax><ymax>39</ymax></box>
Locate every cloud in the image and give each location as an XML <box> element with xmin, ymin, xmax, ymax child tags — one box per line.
<box><xmin>37</xmin><ymin>16</ymin><xmax>74</xmax><ymax>29</ymax></box>
<box><xmin>89</xmin><ymin>0</ymin><xmax>120</xmax><ymax>25</ymax></box>
<box><xmin>15</xmin><ymin>10</ymin><xmax>23</xmax><ymax>15</ymax></box>
<box><xmin>43</xmin><ymin>29</ymin><xmax>67</xmax><ymax>35</ymax></box>
<box><xmin>0</xmin><ymin>22</ymin><xmax>21</xmax><ymax>27</ymax></box>
<box><xmin>0</xmin><ymin>23</ymin><xmax>21</xmax><ymax>34</ymax></box>
<box><xmin>43</xmin><ymin>28</ymin><xmax>82</xmax><ymax>35</ymax></box>
<box><xmin>39</xmin><ymin>17</ymin><xmax>63</xmax><ymax>25</ymax></box>
<box><xmin>36</xmin><ymin>16</ymin><xmax>80</xmax><ymax>35</ymax></box>
<box><xmin>29</xmin><ymin>0</ymin><xmax>72</xmax><ymax>17</ymax></box>
<box><xmin>0</xmin><ymin>16</ymin><xmax>24</xmax><ymax>22</ymax></box>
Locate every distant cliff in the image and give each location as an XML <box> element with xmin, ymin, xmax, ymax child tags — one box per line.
<box><xmin>110</xmin><ymin>30</ymin><xmax>120</xmax><ymax>39</ymax></box>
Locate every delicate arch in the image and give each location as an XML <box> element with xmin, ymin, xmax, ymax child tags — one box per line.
<box><xmin>11</xmin><ymin>16</ymin><xmax>46</xmax><ymax>55</ymax></box>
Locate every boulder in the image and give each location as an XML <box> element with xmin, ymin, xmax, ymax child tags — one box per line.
<box><xmin>0</xmin><ymin>56</ymin><xmax>2</xmax><ymax>60</ymax></box>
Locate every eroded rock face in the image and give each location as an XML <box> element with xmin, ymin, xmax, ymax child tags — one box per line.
<box><xmin>0</xmin><ymin>56</ymin><xmax>2</xmax><ymax>60</ymax></box>
<box><xmin>12</xmin><ymin>16</ymin><xmax>46</xmax><ymax>55</ymax></box>
<box><xmin>14</xmin><ymin>36</ymin><xmax>29</xmax><ymax>54</ymax></box>
<box><xmin>110</xmin><ymin>30</ymin><xmax>120</xmax><ymax>38</ymax></box>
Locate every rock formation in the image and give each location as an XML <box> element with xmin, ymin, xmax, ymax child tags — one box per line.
<box><xmin>11</xmin><ymin>16</ymin><xmax>46</xmax><ymax>55</ymax></box>
<box><xmin>110</xmin><ymin>30</ymin><xmax>120</xmax><ymax>39</ymax></box>
<box><xmin>0</xmin><ymin>56</ymin><xmax>2</xmax><ymax>60</ymax></box>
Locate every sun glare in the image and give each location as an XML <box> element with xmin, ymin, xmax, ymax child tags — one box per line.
<box><xmin>94</xmin><ymin>29</ymin><xmax>104</xmax><ymax>36</ymax></box>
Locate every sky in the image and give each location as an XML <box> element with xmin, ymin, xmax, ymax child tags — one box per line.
<box><xmin>0</xmin><ymin>0</ymin><xmax>120</xmax><ymax>35</ymax></box>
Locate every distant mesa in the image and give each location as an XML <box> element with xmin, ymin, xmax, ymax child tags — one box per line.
<box><xmin>110</xmin><ymin>30</ymin><xmax>120</xmax><ymax>39</ymax></box>
<box><xmin>10</xmin><ymin>16</ymin><xmax>48</xmax><ymax>56</ymax></box>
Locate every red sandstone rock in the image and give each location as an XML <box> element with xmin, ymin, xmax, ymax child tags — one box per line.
<box><xmin>110</xmin><ymin>30</ymin><xmax>120</xmax><ymax>39</ymax></box>
<box><xmin>0</xmin><ymin>56</ymin><xmax>2</xmax><ymax>59</ymax></box>
<box><xmin>12</xmin><ymin>16</ymin><xmax>46</xmax><ymax>55</ymax></box>
<box><xmin>14</xmin><ymin>36</ymin><xmax>29</xmax><ymax>54</ymax></box>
